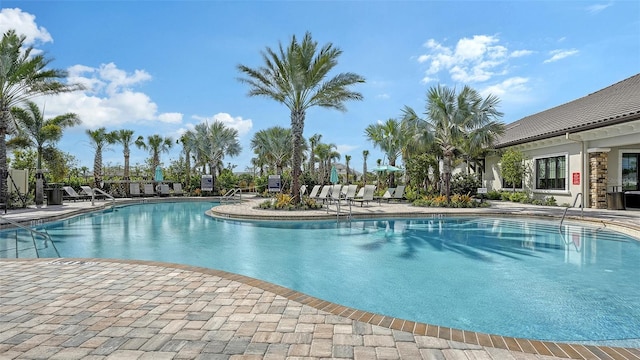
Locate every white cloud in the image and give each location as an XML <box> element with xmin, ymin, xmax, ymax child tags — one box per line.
<box><xmin>544</xmin><ymin>49</ymin><xmax>579</xmax><ymax>63</ymax></box>
<box><xmin>336</xmin><ymin>144</ymin><xmax>359</xmax><ymax>155</ymax></box>
<box><xmin>376</xmin><ymin>93</ymin><xmax>390</xmax><ymax>100</ymax></box>
<box><xmin>510</xmin><ymin>50</ymin><xmax>534</xmax><ymax>58</ymax></box>
<box><xmin>587</xmin><ymin>2</ymin><xmax>612</xmax><ymax>14</ymax></box>
<box><xmin>39</xmin><ymin>63</ymin><xmax>183</xmax><ymax>128</ymax></box>
<box><xmin>481</xmin><ymin>77</ymin><xmax>530</xmax><ymax>98</ymax></box>
<box><xmin>0</xmin><ymin>8</ymin><xmax>52</xmax><ymax>45</ymax></box>
<box><xmin>418</xmin><ymin>35</ymin><xmax>516</xmax><ymax>83</ymax></box>
<box><xmin>192</xmin><ymin>113</ymin><xmax>253</xmax><ymax>137</ymax></box>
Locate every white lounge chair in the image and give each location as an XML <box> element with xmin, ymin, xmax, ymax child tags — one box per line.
<box><xmin>172</xmin><ymin>183</ymin><xmax>184</xmax><ymax>196</ymax></box>
<box><xmin>157</xmin><ymin>184</ymin><xmax>170</xmax><ymax>197</ymax></box>
<box><xmin>343</xmin><ymin>185</ymin><xmax>358</xmax><ymax>202</ymax></box>
<box><xmin>143</xmin><ymin>184</ymin><xmax>155</xmax><ymax>197</ymax></box>
<box><xmin>62</xmin><ymin>186</ymin><xmax>87</xmax><ymax>201</ymax></box>
<box><xmin>80</xmin><ymin>185</ymin><xmax>105</xmax><ymax>200</ymax></box>
<box><xmin>308</xmin><ymin>185</ymin><xmax>321</xmax><ymax>199</ymax></box>
<box><xmin>129</xmin><ymin>183</ymin><xmax>142</xmax><ymax>197</ymax></box>
<box><xmin>378</xmin><ymin>188</ymin><xmax>395</xmax><ymax>203</ymax></box>
<box><xmin>351</xmin><ymin>184</ymin><xmax>376</xmax><ymax>207</ymax></box>
<box><xmin>391</xmin><ymin>185</ymin><xmax>406</xmax><ymax>201</ymax></box>
<box><xmin>314</xmin><ymin>185</ymin><xmax>332</xmax><ymax>203</ymax></box>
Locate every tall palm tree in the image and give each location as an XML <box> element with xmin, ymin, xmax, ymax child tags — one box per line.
<box><xmin>135</xmin><ymin>134</ymin><xmax>173</xmax><ymax>174</ymax></box>
<box><xmin>403</xmin><ymin>85</ymin><xmax>504</xmax><ymax>201</ymax></box>
<box><xmin>251</xmin><ymin>126</ymin><xmax>292</xmax><ymax>175</ymax></box>
<box><xmin>193</xmin><ymin>121</ymin><xmax>241</xmax><ymax>190</ymax></box>
<box><xmin>86</xmin><ymin>127</ymin><xmax>116</xmax><ymax>188</ymax></box>
<box><xmin>9</xmin><ymin>101</ymin><xmax>80</xmax><ymax>171</ymax></box>
<box><xmin>308</xmin><ymin>133</ymin><xmax>322</xmax><ymax>176</ymax></box>
<box><xmin>113</xmin><ymin>129</ymin><xmax>136</xmax><ymax>181</ymax></box>
<box><xmin>364</xmin><ymin>118</ymin><xmax>409</xmax><ymax>187</ymax></box>
<box><xmin>0</xmin><ymin>30</ymin><xmax>83</xmax><ymax>202</ymax></box>
<box><xmin>237</xmin><ymin>32</ymin><xmax>364</xmax><ymax>204</ymax></box>
<box><xmin>362</xmin><ymin>150</ymin><xmax>369</xmax><ymax>184</ymax></box>
<box><xmin>344</xmin><ymin>155</ymin><xmax>351</xmax><ymax>184</ymax></box>
<box><xmin>177</xmin><ymin>130</ymin><xmax>197</xmax><ymax>191</ymax></box>
<box><xmin>314</xmin><ymin>142</ymin><xmax>339</xmax><ymax>184</ymax></box>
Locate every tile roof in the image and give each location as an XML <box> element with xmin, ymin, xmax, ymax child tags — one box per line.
<box><xmin>496</xmin><ymin>73</ymin><xmax>640</xmax><ymax>148</ymax></box>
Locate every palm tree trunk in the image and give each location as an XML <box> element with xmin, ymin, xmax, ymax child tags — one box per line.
<box><xmin>290</xmin><ymin>111</ymin><xmax>305</xmax><ymax>204</ymax></box>
<box><xmin>0</xmin><ymin>109</ymin><xmax>8</xmax><ymax>207</ymax></box>
<box><xmin>444</xmin><ymin>152</ymin><xmax>452</xmax><ymax>202</ymax></box>
<box><xmin>185</xmin><ymin>150</ymin><xmax>191</xmax><ymax>191</ymax></box>
<box><xmin>124</xmin><ymin>151</ymin><xmax>130</xmax><ymax>180</ymax></box>
<box><xmin>94</xmin><ymin>146</ymin><xmax>103</xmax><ymax>188</ymax></box>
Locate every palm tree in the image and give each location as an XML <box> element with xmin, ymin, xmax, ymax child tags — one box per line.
<box><xmin>112</xmin><ymin>129</ymin><xmax>136</xmax><ymax>181</ymax></box>
<box><xmin>344</xmin><ymin>155</ymin><xmax>351</xmax><ymax>184</ymax></box>
<box><xmin>192</xmin><ymin>121</ymin><xmax>241</xmax><ymax>190</ymax></box>
<box><xmin>135</xmin><ymin>134</ymin><xmax>173</xmax><ymax>175</ymax></box>
<box><xmin>0</xmin><ymin>30</ymin><xmax>83</xmax><ymax>202</ymax></box>
<box><xmin>237</xmin><ymin>32</ymin><xmax>364</xmax><ymax>204</ymax></box>
<box><xmin>86</xmin><ymin>127</ymin><xmax>116</xmax><ymax>188</ymax></box>
<box><xmin>9</xmin><ymin>101</ymin><xmax>80</xmax><ymax>171</ymax></box>
<box><xmin>177</xmin><ymin>130</ymin><xmax>197</xmax><ymax>191</ymax></box>
<box><xmin>314</xmin><ymin>142</ymin><xmax>339</xmax><ymax>184</ymax></box>
<box><xmin>308</xmin><ymin>133</ymin><xmax>322</xmax><ymax>176</ymax></box>
<box><xmin>362</xmin><ymin>150</ymin><xmax>369</xmax><ymax>185</ymax></box>
<box><xmin>251</xmin><ymin>126</ymin><xmax>292</xmax><ymax>175</ymax></box>
<box><xmin>364</xmin><ymin>118</ymin><xmax>409</xmax><ymax>187</ymax></box>
<box><xmin>403</xmin><ymin>85</ymin><xmax>504</xmax><ymax>201</ymax></box>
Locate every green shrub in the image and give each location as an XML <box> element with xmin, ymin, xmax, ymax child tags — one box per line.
<box><xmin>450</xmin><ymin>173</ymin><xmax>481</xmax><ymax>196</ymax></box>
<box><xmin>486</xmin><ymin>190</ymin><xmax>502</xmax><ymax>200</ymax></box>
<box><xmin>544</xmin><ymin>196</ymin><xmax>557</xmax><ymax>206</ymax></box>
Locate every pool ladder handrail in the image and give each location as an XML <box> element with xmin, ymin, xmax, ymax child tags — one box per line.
<box><xmin>221</xmin><ymin>188</ymin><xmax>242</xmax><ymax>203</ymax></box>
<box><xmin>89</xmin><ymin>187</ymin><xmax>116</xmax><ymax>208</ymax></box>
<box><xmin>560</xmin><ymin>192</ymin><xmax>583</xmax><ymax>229</ymax></box>
<box><xmin>0</xmin><ymin>215</ymin><xmax>60</xmax><ymax>258</ymax></box>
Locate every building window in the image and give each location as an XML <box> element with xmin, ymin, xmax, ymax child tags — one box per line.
<box><xmin>536</xmin><ymin>155</ymin><xmax>566</xmax><ymax>190</ymax></box>
<box><xmin>622</xmin><ymin>153</ymin><xmax>639</xmax><ymax>191</ymax></box>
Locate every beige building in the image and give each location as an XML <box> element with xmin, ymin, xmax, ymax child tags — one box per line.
<box><xmin>485</xmin><ymin>73</ymin><xmax>640</xmax><ymax>209</ymax></box>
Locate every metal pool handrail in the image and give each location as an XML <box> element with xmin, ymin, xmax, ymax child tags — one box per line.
<box><xmin>560</xmin><ymin>192</ymin><xmax>583</xmax><ymax>229</ymax></box>
<box><xmin>0</xmin><ymin>215</ymin><xmax>60</xmax><ymax>258</ymax></box>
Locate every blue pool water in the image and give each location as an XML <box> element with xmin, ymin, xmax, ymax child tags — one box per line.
<box><xmin>23</xmin><ymin>202</ymin><xmax>640</xmax><ymax>343</ymax></box>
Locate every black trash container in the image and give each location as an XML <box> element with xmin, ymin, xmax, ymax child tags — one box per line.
<box><xmin>606</xmin><ymin>191</ymin><xmax>625</xmax><ymax>210</ymax></box>
<box><xmin>46</xmin><ymin>183</ymin><xmax>64</xmax><ymax>205</ymax></box>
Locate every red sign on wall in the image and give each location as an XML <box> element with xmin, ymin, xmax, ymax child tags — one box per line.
<box><xmin>572</xmin><ymin>172</ymin><xmax>580</xmax><ymax>185</ymax></box>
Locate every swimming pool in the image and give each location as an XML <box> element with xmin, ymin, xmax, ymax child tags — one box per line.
<box><xmin>22</xmin><ymin>202</ymin><xmax>640</xmax><ymax>345</ymax></box>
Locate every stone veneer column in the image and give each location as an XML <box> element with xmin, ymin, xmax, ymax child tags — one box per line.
<box><xmin>589</xmin><ymin>152</ymin><xmax>608</xmax><ymax>209</ymax></box>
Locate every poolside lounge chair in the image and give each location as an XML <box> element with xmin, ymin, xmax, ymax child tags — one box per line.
<box><xmin>80</xmin><ymin>186</ymin><xmax>106</xmax><ymax>200</ymax></box>
<box><xmin>308</xmin><ymin>185</ymin><xmax>321</xmax><ymax>199</ymax></box>
<box><xmin>351</xmin><ymin>184</ymin><xmax>376</xmax><ymax>207</ymax></box>
<box><xmin>343</xmin><ymin>185</ymin><xmax>358</xmax><ymax>202</ymax></box>
<box><xmin>314</xmin><ymin>185</ymin><xmax>332</xmax><ymax>203</ymax></box>
<box><xmin>329</xmin><ymin>184</ymin><xmax>343</xmax><ymax>204</ymax></box>
<box><xmin>129</xmin><ymin>183</ymin><xmax>142</xmax><ymax>197</ymax></box>
<box><xmin>378</xmin><ymin>188</ymin><xmax>395</xmax><ymax>203</ymax></box>
<box><xmin>172</xmin><ymin>183</ymin><xmax>184</xmax><ymax>196</ymax></box>
<box><xmin>157</xmin><ymin>184</ymin><xmax>170</xmax><ymax>197</ymax></box>
<box><xmin>390</xmin><ymin>185</ymin><xmax>406</xmax><ymax>201</ymax></box>
<box><xmin>143</xmin><ymin>184</ymin><xmax>155</xmax><ymax>197</ymax></box>
<box><xmin>62</xmin><ymin>186</ymin><xmax>87</xmax><ymax>201</ymax></box>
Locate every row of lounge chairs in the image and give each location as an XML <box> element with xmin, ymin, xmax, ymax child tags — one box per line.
<box><xmin>62</xmin><ymin>183</ymin><xmax>185</xmax><ymax>201</ymax></box>
<box><xmin>301</xmin><ymin>184</ymin><xmax>405</xmax><ymax>207</ymax></box>
<box><xmin>129</xmin><ymin>183</ymin><xmax>184</xmax><ymax>197</ymax></box>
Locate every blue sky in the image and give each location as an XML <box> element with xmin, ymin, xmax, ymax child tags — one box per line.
<box><xmin>1</xmin><ymin>1</ymin><xmax>638</xmax><ymax>174</ymax></box>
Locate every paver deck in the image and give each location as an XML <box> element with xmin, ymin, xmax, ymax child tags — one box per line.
<box><xmin>1</xmin><ymin>196</ymin><xmax>639</xmax><ymax>359</ymax></box>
